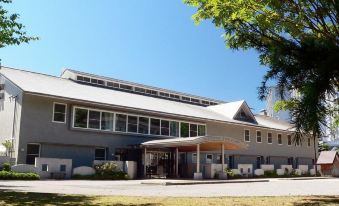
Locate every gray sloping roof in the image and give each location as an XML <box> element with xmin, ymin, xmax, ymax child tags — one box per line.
<box><xmin>0</xmin><ymin>67</ymin><xmax>294</xmax><ymax>131</ymax></box>
<box><xmin>317</xmin><ymin>151</ymin><xmax>338</xmax><ymax>164</ymax></box>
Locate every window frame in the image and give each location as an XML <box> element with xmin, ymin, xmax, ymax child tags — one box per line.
<box><xmin>277</xmin><ymin>133</ymin><xmax>283</xmax><ymax>145</ymax></box>
<box><xmin>267</xmin><ymin>132</ymin><xmax>273</xmax><ymax>144</ymax></box>
<box><xmin>52</xmin><ymin>102</ymin><xmax>67</xmax><ymax>123</ymax></box>
<box><xmin>287</xmin><ymin>135</ymin><xmax>292</xmax><ymax>146</ymax></box>
<box><xmin>256</xmin><ymin>130</ymin><xmax>262</xmax><ymax>143</ymax></box>
<box><xmin>206</xmin><ymin>154</ymin><xmax>213</xmax><ymax>164</ymax></box>
<box><xmin>244</xmin><ymin>129</ymin><xmax>250</xmax><ymax>142</ymax></box>
<box><xmin>71</xmin><ymin>106</ymin><xmax>206</xmax><ymax>138</ymax></box>
<box><xmin>94</xmin><ymin>147</ymin><xmax>106</xmax><ymax>160</ymax></box>
<box><xmin>26</xmin><ymin>143</ymin><xmax>41</xmax><ymax>165</ymax></box>
<box><xmin>307</xmin><ymin>137</ymin><xmax>311</xmax><ymax>147</ymax></box>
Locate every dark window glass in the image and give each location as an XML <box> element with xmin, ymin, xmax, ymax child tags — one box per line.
<box><xmin>170</xmin><ymin>121</ymin><xmax>179</xmax><ymax>137</ymax></box>
<box><xmin>190</xmin><ymin>124</ymin><xmax>198</xmax><ymax>137</ymax></box>
<box><xmin>115</xmin><ymin>114</ymin><xmax>127</xmax><ymax>132</ymax></box>
<box><xmin>244</xmin><ymin>130</ymin><xmax>250</xmax><ymax>142</ymax></box>
<box><xmin>191</xmin><ymin>98</ymin><xmax>200</xmax><ymax>103</ymax></box>
<box><xmin>182</xmin><ymin>97</ymin><xmax>190</xmax><ymax>101</ymax></box>
<box><xmin>97</xmin><ymin>80</ymin><xmax>105</xmax><ymax>85</ymax></box>
<box><xmin>288</xmin><ymin>135</ymin><xmax>292</xmax><ymax>145</ymax></box>
<box><xmin>170</xmin><ymin>94</ymin><xmax>180</xmax><ymax>99</ymax></box>
<box><xmin>60</xmin><ymin>165</ymin><xmax>66</xmax><ymax>172</ymax></box>
<box><xmin>308</xmin><ymin>138</ymin><xmax>311</xmax><ymax>147</ymax></box>
<box><xmin>161</xmin><ymin>120</ymin><xmax>169</xmax><ymax>136</ymax></box>
<box><xmin>198</xmin><ymin>125</ymin><xmax>206</xmax><ymax>136</ymax></box>
<box><xmin>42</xmin><ymin>164</ymin><xmax>48</xmax><ymax>171</ymax></box>
<box><xmin>91</xmin><ymin>78</ymin><xmax>98</xmax><ymax>84</ymax></box>
<box><xmin>53</xmin><ymin>104</ymin><xmax>66</xmax><ymax>122</ymax></box>
<box><xmin>76</xmin><ymin>76</ymin><xmax>84</xmax><ymax>81</ymax></box>
<box><xmin>101</xmin><ymin>112</ymin><xmax>113</xmax><ymax>131</ymax></box>
<box><xmin>95</xmin><ymin>148</ymin><xmax>106</xmax><ymax>160</ymax></box>
<box><xmin>268</xmin><ymin>133</ymin><xmax>272</xmax><ymax>143</ymax></box>
<box><xmin>159</xmin><ymin>92</ymin><xmax>169</xmax><ymax>97</ymax></box>
<box><xmin>120</xmin><ymin>84</ymin><xmax>132</xmax><ymax>90</ymax></box>
<box><xmin>83</xmin><ymin>77</ymin><xmax>90</xmax><ymax>82</ymax></box>
<box><xmin>26</xmin><ymin>144</ymin><xmax>40</xmax><ymax>165</ymax></box>
<box><xmin>138</xmin><ymin>117</ymin><xmax>149</xmax><ymax>134</ymax></box>
<box><xmin>278</xmin><ymin>134</ymin><xmax>282</xmax><ymax>145</ymax></box>
<box><xmin>150</xmin><ymin>119</ymin><xmax>160</xmax><ymax>135</ymax></box>
<box><xmin>74</xmin><ymin>108</ymin><xmax>88</xmax><ymax>128</ymax></box>
<box><xmin>135</xmin><ymin>87</ymin><xmax>145</xmax><ymax>93</ymax></box>
<box><xmin>202</xmin><ymin>100</ymin><xmax>210</xmax><ymax>105</ymax></box>
<box><xmin>256</xmin><ymin>131</ymin><xmax>262</xmax><ymax>142</ymax></box>
<box><xmin>180</xmin><ymin>122</ymin><xmax>189</xmax><ymax>138</ymax></box>
<box><xmin>88</xmin><ymin>110</ymin><xmax>100</xmax><ymax>129</ymax></box>
<box><xmin>128</xmin><ymin>115</ymin><xmax>138</xmax><ymax>133</ymax></box>
<box><xmin>107</xmin><ymin>82</ymin><xmax>114</xmax><ymax>87</ymax></box>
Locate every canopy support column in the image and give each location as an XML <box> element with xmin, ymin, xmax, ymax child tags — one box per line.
<box><xmin>194</xmin><ymin>144</ymin><xmax>202</xmax><ymax>179</ymax></box>
<box><xmin>143</xmin><ymin>147</ymin><xmax>147</xmax><ymax>178</ymax></box>
<box><xmin>222</xmin><ymin>143</ymin><xmax>225</xmax><ymax>172</ymax></box>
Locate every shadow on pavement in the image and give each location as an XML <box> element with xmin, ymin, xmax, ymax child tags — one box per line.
<box><xmin>0</xmin><ymin>190</ymin><xmax>159</xmax><ymax>206</ymax></box>
<box><xmin>294</xmin><ymin>196</ymin><xmax>339</xmax><ymax>206</ymax></box>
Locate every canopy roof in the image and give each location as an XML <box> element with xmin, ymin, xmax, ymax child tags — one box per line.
<box><xmin>317</xmin><ymin>151</ymin><xmax>339</xmax><ymax>164</ymax></box>
<box><xmin>141</xmin><ymin>136</ymin><xmax>248</xmax><ymax>152</ymax></box>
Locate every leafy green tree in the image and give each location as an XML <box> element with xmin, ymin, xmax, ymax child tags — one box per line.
<box><xmin>318</xmin><ymin>142</ymin><xmax>330</xmax><ymax>152</ymax></box>
<box><xmin>1</xmin><ymin>140</ymin><xmax>12</xmax><ymax>156</ymax></box>
<box><xmin>184</xmin><ymin>0</ymin><xmax>339</xmax><ymax>174</ymax></box>
<box><xmin>0</xmin><ymin>0</ymin><xmax>37</xmax><ymax>48</ymax></box>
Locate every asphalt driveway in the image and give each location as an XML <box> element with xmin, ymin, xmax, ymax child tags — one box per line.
<box><xmin>1</xmin><ymin>178</ymin><xmax>339</xmax><ymax>197</ymax></box>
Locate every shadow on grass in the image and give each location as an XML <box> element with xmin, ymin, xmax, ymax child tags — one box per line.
<box><xmin>294</xmin><ymin>196</ymin><xmax>339</xmax><ymax>206</ymax></box>
<box><xmin>0</xmin><ymin>190</ymin><xmax>159</xmax><ymax>206</ymax></box>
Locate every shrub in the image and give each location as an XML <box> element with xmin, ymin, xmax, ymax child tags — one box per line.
<box><xmin>0</xmin><ymin>171</ymin><xmax>39</xmax><ymax>180</ymax></box>
<box><xmin>2</xmin><ymin>163</ymin><xmax>11</xmax><ymax>172</ymax></box>
<box><xmin>264</xmin><ymin>170</ymin><xmax>277</xmax><ymax>177</ymax></box>
<box><xmin>94</xmin><ymin>162</ymin><xmax>120</xmax><ymax>176</ymax></box>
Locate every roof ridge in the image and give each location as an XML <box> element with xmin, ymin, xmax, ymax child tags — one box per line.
<box><xmin>1</xmin><ymin>66</ymin><xmax>63</xmax><ymax>80</ymax></box>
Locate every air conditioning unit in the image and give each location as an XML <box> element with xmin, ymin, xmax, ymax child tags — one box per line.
<box><xmin>0</xmin><ymin>83</ymin><xmax>4</xmax><ymax>91</ymax></box>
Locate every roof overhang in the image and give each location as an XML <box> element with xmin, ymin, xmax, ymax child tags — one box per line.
<box><xmin>141</xmin><ymin>136</ymin><xmax>248</xmax><ymax>152</ymax></box>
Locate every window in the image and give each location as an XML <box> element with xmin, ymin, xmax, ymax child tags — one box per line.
<box><xmin>83</xmin><ymin>76</ymin><xmax>90</xmax><ymax>82</ymax></box>
<box><xmin>267</xmin><ymin>133</ymin><xmax>272</xmax><ymax>144</ymax></box>
<box><xmin>138</xmin><ymin>117</ymin><xmax>149</xmax><ymax>134</ymax></box>
<box><xmin>161</xmin><ymin>120</ymin><xmax>169</xmax><ymax>136</ymax></box>
<box><xmin>127</xmin><ymin>115</ymin><xmax>138</xmax><ymax>133</ymax></box>
<box><xmin>191</xmin><ymin>98</ymin><xmax>200</xmax><ymax>103</ymax></box>
<box><xmin>74</xmin><ymin>108</ymin><xmax>88</xmax><ymax>128</ymax></box>
<box><xmin>180</xmin><ymin>122</ymin><xmax>189</xmax><ymax>138</ymax></box>
<box><xmin>97</xmin><ymin>80</ymin><xmax>104</xmax><ymax>85</ymax></box>
<box><xmin>190</xmin><ymin>124</ymin><xmax>198</xmax><ymax>137</ymax></box>
<box><xmin>95</xmin><ymin>148</ymin><xmax>106</xmax><ymax>160</ymax></box>
<box><xmin>135</xmin><ymin>87</ymin><xmax>145</xmax><ymax>93</ymax></box>
<box><xmin>206</xmin><ymin>154</ymin><xmax>213</xmax><ymax>164</ymax></box>
<box><xmin>115</xmin><ymin>114</ymin><xmax>127</xmax><ymax>132</ymax></box>
<box><xmin>182</xmin><ymin>96</ymin><xmax>190</xmax><ymax>102</ymax></box>
<box><xmin>88</xmin><ymin>110</ymin><xmax>100</xmax><ymax>129</ymax></box>
<box><xmin>202</xmin><ymin>100</ymin><xmax>210</xmax><ymax>105</ymax></box>
<box><xmin>60</xmin><ymin>165</ymin><xmax>66</xmax><ymax>172</ymax></box>
<box><xmin>159</xmin><ymin>92</ymin><xmax>169</xmax><ymax>97</ymax></box>
<box><xmin>26</xmin><ymin>144</ymin><xmax>40</xmax><ymax>165</ymax></box>
<box><xmin>146</xmin><ymin>89</ymin><xmax>157</xmax><ymax>95</ymax></box>
<box><xmin>120</xmin><ymin>84</ymin><xmax>132</xmax><ymax>90</ymax></box>
<box><xmin>91</xmin><ymin>78</ymin><xmax>98</xmax><ymax>84</ymax></box>
<box><xmin>150</xmin><ymin>119</ymin><xmax>160</xmax><ymax>135</ymax></box>
<box><xmin>42</xmin><ymin>164</ymin><xmax>48</xmax><ymax>172</ymax></box>
<box><xmin>192</xmin><ymin>153</ymin><xmax>197</xmax><ymax>163</ymax></box>
<box><xmin>198</xmin><ymin>125</ymin><xmax>206</xmax><ymax>136</ymax></box>
<box><xmin>170</xmin><ymin>94</ymin><xmax>180</xmax><ymax>99</ymax></box>
<box><xmin>256</xmin><ymin>131</ymin><xmax>262</xmax><ymax>143</ymax></box>
<box><xmin>278</xmin><ymin>134</ymin><xmax>282</xmax><ymax>145</ymax></box>
<box><xmin>288</xmin><ymin>135</ymin><xmax>292</xmax><ymax>146</ymax></box>
<box><xmin>53</xmin><ymin>103</ymin><xmax>66</xmax><ymax>123</ymax></box>
<box><xmin>77</xmin><ymin>76</ymin><xmax>84</xmax><ymax>81</ymax></box>
<box><xmin>244</xmin><ymin>130</ymin><xmax>250</xmax><ymax>142</ymax></box>
<box><xmin>308</xmin><ymin>138</ymin><xmax>311</xmax><ymax>147</ymax></box>
<box><xmin>170</xmin><ymin>121</ymin><xmax>179</xmax><ymax>137</ymax></box>
<box><xmin>101</xmin><ymin>112</ymin><xmax>113</xmax><ymax>131</ymax></box>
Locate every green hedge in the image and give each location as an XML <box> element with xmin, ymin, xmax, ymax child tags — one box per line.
<box><xmin>0</xmin><ymin>171</ymin><xmax>40</xmax><ymax>180</ymax></box>
<box><xmin>73</xmin><ymin>171</ymin><xmax>129</xmax><ymax>180</ymax></box>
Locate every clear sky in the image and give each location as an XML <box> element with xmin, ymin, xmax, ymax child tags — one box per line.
<box><xmin>0</xmin><ymin>0</ymin><xmax>268</xmax><ymax>112</ymax></box>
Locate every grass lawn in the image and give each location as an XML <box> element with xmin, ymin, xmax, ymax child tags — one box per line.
<box><xmin>0</xmin><ymin>190</ymin><xmax>339</xmax><ymax>206</ymax></box>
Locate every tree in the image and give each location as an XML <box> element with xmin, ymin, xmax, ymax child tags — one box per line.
<box><xmin>1</xmin><ymin>140</ymin><xmax>12</xmax><ymax>156</ymax></box>
<box><xmin>0</xmin><ymin>0</ymin><xmax>37</xmax><ymax>48</ymax></box>
<box><xmin>184</xmin><ymin>0</ymin><xmax>339</xmax><ymax>175</ymax></box>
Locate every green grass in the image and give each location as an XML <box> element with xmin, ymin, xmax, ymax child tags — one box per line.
<box><xmin>0</xmin><ymin>190</ymin><xmax>338</xmax><ymax>206</ymax></box>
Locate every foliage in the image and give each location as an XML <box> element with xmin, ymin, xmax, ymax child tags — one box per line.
<box><xmin>0</xmin><ymin>0</ymin><xmax>38</xmax><ymax>48</ymax></box>
<box><xmin>318</xmin><ymin>142</ymin><xmax>330</xmax><ymax>152</ymax></box>
<box><xmin>72</xmin><ymin>171</ymin><xmax>129</xmax><ymax>180</ymax></box>
<box><xmin>2</xmin><ymin>163</ymin><xmax>11</xmax><ymax>172</ymax></box>
<box><xmin>90</xmin><ymin>162</ymin><xmax>129</xmax><ymax>180</ymax></box>
<box><xmin>0</xmin><ymin>171</ymin><xmax>39</xmax><ymax>180</ymax></box>
<box><xmin>263</xmin><ymin>170</ymin><xmax>276</xmax><ymax>178</ymax></box>
<box><xmin>1</xmin><ymin>140</ymin><xmax>12</xmax><ymax>156</ymax></box>
<box><xmin>184</xmin><ymin>0</ymin><xmax>339</xmax><ymax>145</ymax></box>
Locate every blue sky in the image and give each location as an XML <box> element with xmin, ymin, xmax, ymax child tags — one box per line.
<box><xmin>0</xmin><ymin>0</ymin><xmax>268</xmax><ymax>112</ymax></box>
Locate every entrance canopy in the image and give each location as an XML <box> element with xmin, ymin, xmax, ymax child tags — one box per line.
<box><xmin>141</xmin><ymin>136</ymin><xmax>247</xmax><ymax>152</ymax></box>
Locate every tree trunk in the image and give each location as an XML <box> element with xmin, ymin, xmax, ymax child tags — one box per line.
<box><xmin>313</xmin><ymin>133</ymin><xmax>318</xmax><ymax>176</ymax></box>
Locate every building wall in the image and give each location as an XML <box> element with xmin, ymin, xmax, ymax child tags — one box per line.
<box><xmin>0</xmin><ymin>74</ymin><xmax>23</xmax><ymax>159</ymax></box>
<box><xmin>17</xmin><ymin>94</ymin><xmax>315</xmax><ymax>169</ymax></box>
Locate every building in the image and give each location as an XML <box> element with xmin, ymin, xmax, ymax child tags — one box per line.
<box><xmin>0</xmin><ymin>67</ymin><xmax>316</xmax><ymax>178</ymax></box>
<box><xmin>266</xmin><ymin>86</ymin><xmax>339</xmax><ymax>143</ymax></box>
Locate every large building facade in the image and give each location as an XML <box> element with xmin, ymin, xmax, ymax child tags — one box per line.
<box><xmin>0</xmin><ymin>67</ymin><xmax>316</xmax><ymax>178</ymax></box>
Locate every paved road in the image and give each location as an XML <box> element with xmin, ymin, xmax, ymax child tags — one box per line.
<box><xmin>1</xmin><ymin>178</ymin><xmax>339</xmax><ymax>197</ymax></box>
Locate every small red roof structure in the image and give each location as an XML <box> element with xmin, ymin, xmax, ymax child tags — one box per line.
<box><xmin>317</xmin><ymin>151</ymin><xmax>338</xmax><ymax>164</ymax></box>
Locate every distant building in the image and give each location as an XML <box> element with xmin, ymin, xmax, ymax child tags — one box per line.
<box><xmin>265</xmin><ymin>86</ymin><xmax>338</xmax><ymax>143</ymax></box>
